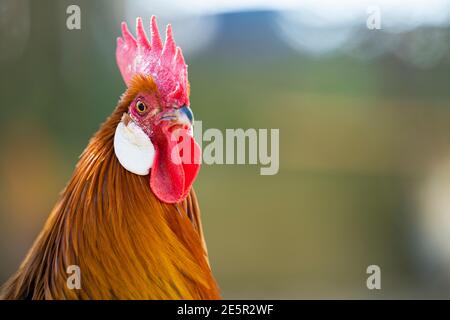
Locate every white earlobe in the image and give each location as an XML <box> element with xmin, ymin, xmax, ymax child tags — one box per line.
<box><xmin>114</xmin><ymin>120</ymin><xmax>154</xmax><ymax>175</ymax></box>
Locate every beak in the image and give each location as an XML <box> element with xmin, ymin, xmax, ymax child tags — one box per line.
<box><xmin>178</xmin><ymin>105</ymin><xmax>194</xmax><ymax>124</ymax></box>
<box><xmin>158</xmin><ymin>105</ymin><xmax>194</xmax><ymax>127</ymax></box>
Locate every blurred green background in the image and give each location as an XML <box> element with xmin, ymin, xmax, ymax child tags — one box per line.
<box><xmin>1</xmin><ymin>0</ymin><xmax>450</xmax><ymax>298</ymax></box>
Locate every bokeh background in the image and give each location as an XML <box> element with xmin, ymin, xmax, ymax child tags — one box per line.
<box><xmin>1</xmin><ymin>0</ymin><xmax>450</xmax><ymax>299</ymax></box>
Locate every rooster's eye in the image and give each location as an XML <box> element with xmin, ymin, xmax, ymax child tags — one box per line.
<box><xmin>136</xmin><ymin>101</ymin><xmax>147</xmax><ymax>114</ymax></box>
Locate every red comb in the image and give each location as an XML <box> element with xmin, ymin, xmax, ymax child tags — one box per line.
<box><xmin>116</xmin><ymin>16</ymin><xmax>189</xmax><ymax>107</ymax></box>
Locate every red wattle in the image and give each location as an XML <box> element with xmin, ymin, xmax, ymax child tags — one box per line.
<box><xmin>150</xmin><ymin>127</ymin><xmax>201</xmax><ymax>203</ymax></box>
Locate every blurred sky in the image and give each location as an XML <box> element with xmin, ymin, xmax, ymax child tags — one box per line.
<box><xmin>121</xmin><ymin>0</ymin><xmax>450</xmax><ymax>57</ymax></box>
<box><xmin>1</xmin><ymin>0</ymin><xmax>450</xmax><ymax>299</ymax></box>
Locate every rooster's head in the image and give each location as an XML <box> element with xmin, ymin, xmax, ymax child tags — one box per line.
<box><xmin>114</xmin><ymin>16</ymin><xmax>200</xmax><ymax>204</ymax></box>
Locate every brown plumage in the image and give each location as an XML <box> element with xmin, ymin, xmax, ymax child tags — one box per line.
<box><xmin>0</xmin><ymin>77</ymin><xmax>220</xmax><ymax>299</ymax></box>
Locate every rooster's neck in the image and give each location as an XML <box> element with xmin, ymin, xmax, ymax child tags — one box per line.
<box><xmin>1</xmin><ymin>97</ymin><xmax>220</xmax><ymax>300</ymax></box>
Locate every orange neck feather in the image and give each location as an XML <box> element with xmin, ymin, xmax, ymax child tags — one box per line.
<box><xmin>1</xmin><ymin>77</ymin><xmax>220</xmax><ymax>299</ymax></box>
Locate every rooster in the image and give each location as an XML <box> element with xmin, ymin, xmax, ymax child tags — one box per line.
<box><xmin>1</xmin><ymin>16</ymin><xmax>220</xmax><ymax>300</ymax></box>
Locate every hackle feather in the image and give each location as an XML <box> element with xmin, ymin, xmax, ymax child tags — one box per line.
<box><xmin>0</xmin><ymin>76</ymin><xmax>220</xmax><ymax>300</ymax></box>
